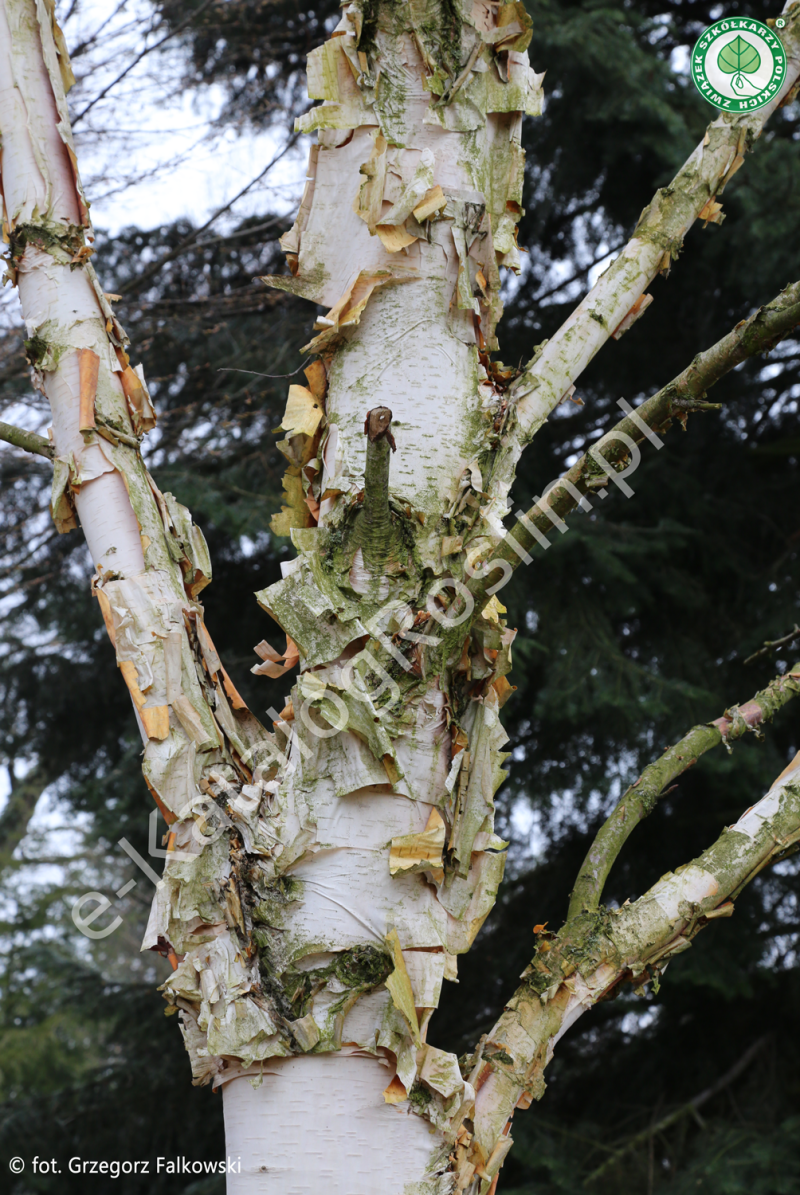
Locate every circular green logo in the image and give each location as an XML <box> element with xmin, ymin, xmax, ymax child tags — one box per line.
<box><xmin>691</xmin><ymin>18</ymin><xmax>786</xmax><ymax>112</ymax></box>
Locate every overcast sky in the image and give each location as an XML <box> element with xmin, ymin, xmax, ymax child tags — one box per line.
<box><xmin>64</xmin><ymin>0</ymin><xmax>308</xmax><ymax>235</ymax></box>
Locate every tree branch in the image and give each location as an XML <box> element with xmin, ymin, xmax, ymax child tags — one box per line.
<box><xmin>472</xmin><ymin>277</ymin><xmax>800</xmax><ymax>602</ymax></box>
<box><xmin>461</xmin><ymin>753</ymin><xmax>800</xmax><ymax>1170</ymax></box>
<box><xmin>358</xmin><ymin>406</ymin><xmax>397</xmax><ymax>570</ymax></box>
<box><xmin>744</xmin><ymin>624</ymin><xmax>800</xmax><ymax>665</ymax></box>
<box><xmin>139</xmin><ymin>215</ymin><xmax>286</xmax><ymax>261</ymax></box>
<box><xmin>0</xmin><ymin>419</ymin><xmax>53</xmax><ymax>459</ymax></box>
<box><xmin>510</xmin><ymin>5</ymin><xmax>800</xmax><ymax>445</ymax></box>
<box><xmin>568</xmin><ymin>664</ymin><xmax>800</xmax><ymax>920</ymax></box>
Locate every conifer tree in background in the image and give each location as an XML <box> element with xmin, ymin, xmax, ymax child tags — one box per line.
<box><xmin>1</xmin><ymin>2</ymin><xmax>800</xmax><ymax>1192</ymax></box>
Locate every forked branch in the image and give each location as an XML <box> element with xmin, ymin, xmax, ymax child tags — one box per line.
<box><xmin>462</xmin><ymin>753</ymin><xmax>800</xmax><ymax>1171</ymax></box>
<box><xmin>568</xmin><ymin>664</ymin><xmax>800</xmax><ymax>919</ymax></box>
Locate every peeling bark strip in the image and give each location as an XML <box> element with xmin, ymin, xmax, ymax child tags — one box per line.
<box><xmin>4</xmin><ymin>1</ymin><xmax>800</xmax><ymax>1192</ymax></box>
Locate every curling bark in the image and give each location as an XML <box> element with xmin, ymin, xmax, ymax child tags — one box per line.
<box><xmin>3</xmin><ymin>3</ymin><xmax>800</xmax><ymax>1194</ymax></box>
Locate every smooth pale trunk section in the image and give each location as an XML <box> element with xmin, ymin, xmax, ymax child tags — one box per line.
<box><xmin>223</xmin><ymin>1056</ymin><xmax>436</xmax><ymax>1194</ymax></box>
<box><xmin>312</xmin><ymin>112</ymin><xmax>490</xmax><ymax>524</ymax></box>
<box><xmin>71</xmin><ymin>470</ymin><xmax>145</xmax><ymax>574</ymax></box>
<box><xmin>15</xmin><ymin>266</ymin><xmax>145</xmax><ymax>573</ymax></box>
<box><xmin>326</xmin><ymin>274</ymin><xmax>482</xmax><ymax>520</ymax></box>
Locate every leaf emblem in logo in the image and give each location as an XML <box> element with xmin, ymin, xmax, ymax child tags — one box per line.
<box><xmin>718</xmin><ymin>35</ymin><xmax>761</xmax><ymax>92</ymax></box>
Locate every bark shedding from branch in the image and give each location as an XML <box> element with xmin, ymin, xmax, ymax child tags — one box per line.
<box><xmin>464</xmin><ymin>756</ymin><xmax>800</xmax><ymax>1174</ymax></box>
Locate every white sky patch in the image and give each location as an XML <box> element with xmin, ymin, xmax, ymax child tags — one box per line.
<box><xmin>3</xmin><ymin>2</ymin><xmax>315</xmax><ymax>410</ymax></box>
<box><xmin>586</xmin><ymin>243</ymin><xmax>619</xmax><ymax>290</ymax></box>
<box><xmin>671</xmin><ymin>44</ymin><xmax>691</xmax><ymax>76</ymax></box>
<box><xmin>620</xmin><ymin>1005</ymin><xmax>661</xmax><ymax>1036</ymax></box>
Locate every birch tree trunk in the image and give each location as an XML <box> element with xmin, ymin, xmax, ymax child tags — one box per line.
<box><xmin>3</xmin><ymin>2</ymin><xmax>800</xmax><ymax>1194</ymax></box>
<box><xmin>1</xmin><ymin>2</ymin><xmax>534</xmax><ymax>1187</ymax></box>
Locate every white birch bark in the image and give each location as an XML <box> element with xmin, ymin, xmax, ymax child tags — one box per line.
<box><xmin>4</xmin><ymin>3</ymin><xmax>800</xmax><ymax>1193</ymax></box>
